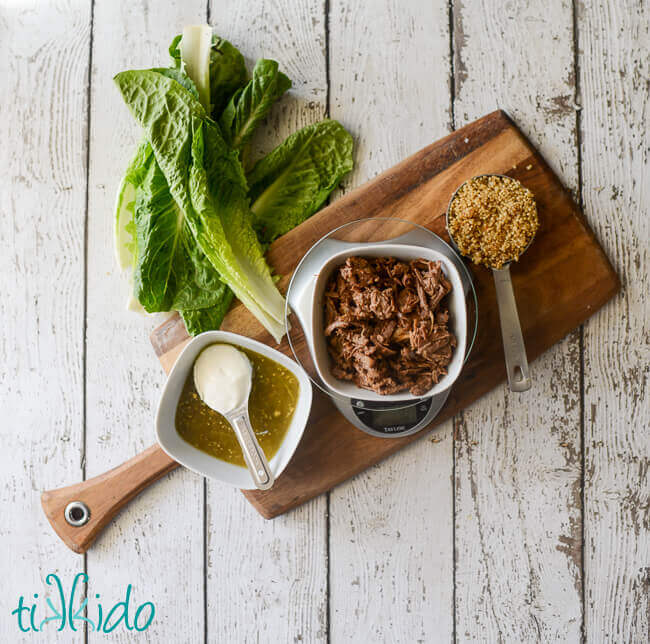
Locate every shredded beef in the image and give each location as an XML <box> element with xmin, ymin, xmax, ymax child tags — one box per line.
<box><xmin>324</xmin><ymin>256</ymin><xmax>456</xmax><ymax>396</ymax></box>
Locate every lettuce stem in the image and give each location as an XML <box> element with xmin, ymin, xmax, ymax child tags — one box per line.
<box><xmin>179</xmin><ymin>25</ymin><xmax>212</xmax><ymax>111</ymax></box>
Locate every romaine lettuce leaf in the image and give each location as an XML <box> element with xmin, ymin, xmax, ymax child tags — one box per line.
<box><xmin>169</xmin><ymin>32</ymin><xmax>247</xmax><ymax>118</ymax></box>
<box><xmin>187</xmin><ymin>122</ymin><xmax>286</xmax><ymax>341</ymax></box>
<box><xmin>219</xmin><ymin>59</ymin><xmax>291</xmax><ymax>151</ymax></box>
<box><xmin>114</xmin><ymin>140</ymin><xmax>153</xmax><ymax>270</ymax></box>
<box><xmin>248</xmin><ymin>119</ymin><xmax>354</xmax><ymax>243</ymax></box>
<box><xmin>132</xmin><ymin>158</ymin><xmax>226</xmax><ymax>313</ymax></box>
<box><xmin>113</xmin><ymin>66</ymin><xmax>198</xmax><ymax>272</ymax></box>
<box><xmin>114</xmin><ymin>69</ymin><xmax>286</xmax><ymax>341</ymax></box>
<box><xmin>209</xmin><ymin>37</ymin><xmax>248</xmax><ymax>118</ymax></box>
<box><xmin>180</xmin><ymin>290</ymin><xmax>234</xmax><ymax>336</ymax></box>
<box><xmin>114</xmin><ymin>71</ymin><xmax>206</xmax><ymax>206</ymax></box>
<box><xmin>114</xmin><ymin>39</ymin><xmax>242</xmax><ymax>330</ymax></box>
<box><xmin>168</xmin><ymin>34</ymin><xmax>182</xmax><ymax>67</ymax></box>
<box><xmin>153</xmin><ymin>66</ymin><xmax>200</xmax><ymax>100</ymax></box>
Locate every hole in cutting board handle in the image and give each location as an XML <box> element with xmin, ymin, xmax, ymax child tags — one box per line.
<box><xmin>65</xmin><ymin>501</ymin><xmax>90</xmax><ymax>526</ymax></box>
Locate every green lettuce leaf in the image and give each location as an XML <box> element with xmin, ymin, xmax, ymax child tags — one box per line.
<box><xmin>114</xmin><ymin>140</ymin><xmax>153</xmax><ymax>270</ymax></box>
<box><xmin>180</xmin><ymin>289</ymin><xmax>234</xmax><ymax>336</ymax></box>
<box><xmin>168</xmin><ymin>34</ymin><xmax>182</xmax><ymax>67</ymax></box>
<box><xmin>219</xmin><ymin>59</ymin><xmax>291</xmax><ymax>151</ymax></box>
<box><xmin>248</xmin><ymin>119</ymin><xmax>354</xmax><ymax>243</ymax></box>
<box><xmin>115</xmin><ymin>38</ymin><xmax>244</xmax><ymax>329</ymax></box>
<box><xmin>114</xmin><ymin>71</ymin><xmax>206</xmax><ymax>206</ymax></box>
<box><xmin>132</xmin><ymin>158</ymin><xmax>226</xmax><ymax>313</ymax></box>
<box><xmin>169</xmin><ymin>32</ymin><xmax>247</xmax><ymax>118</ymax></box>
<box><xmin>187</xmin><ymin>122</ymin><xmax>286</xmax><ymax>340</ymax></box>
<box><xmin>153</xmin><ymin>66</ymin><xmax>200</xmax><ymax>100</ymax></box>
<box><xmin>113</xmin><ymin>66</ymin><xmax>198</xmax><ymax>272</ymax></box>
<box><xmin>209</xmin><ymin>37</ymin><xmax>248</xmax><ymax>118</ymax></box>
<box><xmin>114</xmin><ymin>69</ymin><xmax>286</xmax><ymax>341</ymax></box>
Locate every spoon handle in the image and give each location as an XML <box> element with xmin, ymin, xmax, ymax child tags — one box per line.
<box><xmin>229</xmin><ymin>413</ymin><xmax>275</xmax><ymax>490</ymax></box>
<box><xmin>492</xmin><ymin>266</ymin><xmax>532</xmax><ymax>392</ymax></box>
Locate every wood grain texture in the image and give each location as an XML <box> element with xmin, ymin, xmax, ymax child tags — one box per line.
<box><xmin>0</xmin><ymin>1</ymin><xmax>90</xmax><ymax>641</ymax></box>
<box><xmin>578</xmin><ymin>1</ymin><xmax>649</xmax><ymax>640</ymax></box>
<box><xmin>452</xmin><ymin>1</ymin><xmax>585</xmax><ymax>640</ymax></box>
<box><xmin>3</xmin><ymin>3</ymin><xmax>646</xmax><ymax>642</ymax></box>
<box><xmin>206</xmin><ymin>2</ymin><xmax>328</xmax><ymax>641</ymax></box>
<box><xmin>327</xmin><ymin>1</ymin><xmax>455</xmax><ymax>640</ymax></box>
<box><xmin>84</xmin><ymin>1</ymin><xmax>207</xmax><ymax>641</ymax></box>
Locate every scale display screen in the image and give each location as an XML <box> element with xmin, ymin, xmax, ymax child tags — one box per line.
<box><xmin>350</xmin><ymin>398</ymin><xmax>432</xmax><ymax>434</ymax></box>
<box><xmin>369</xmin><ymin>406</ymin><xmax>418</xmax><ymax>428</ymax></box>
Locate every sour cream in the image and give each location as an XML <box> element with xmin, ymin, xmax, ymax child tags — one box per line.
<box><xmin>193</xmin><ymin>344</ymin><xmax>253</xmax><ymax>414</ymax></box>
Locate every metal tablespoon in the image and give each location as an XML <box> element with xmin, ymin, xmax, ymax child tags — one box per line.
<box><xmin>194</xmin><ymin>348</ymin><xmax>275</xmax><ymax>490</ymax></box>
<box><xmin>446</xmin><ymin>174</ymin><xmax>534</xmax><ymax>392</ymax></box>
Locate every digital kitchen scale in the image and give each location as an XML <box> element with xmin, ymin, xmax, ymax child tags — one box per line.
<box><xmin>285</xmin><ymin>218</ymin><xmax>477</xmax><ymax>438</ymax></box>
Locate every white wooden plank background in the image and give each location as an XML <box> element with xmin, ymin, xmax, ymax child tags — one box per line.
<box><xmin>0</xmin><ymin>2</ymin><xmax>89</xmax><ymax>643</ymax></box>
<box><xmin>0</xmin><ymin>1</ymin><xmax>647</xmax><ymax>643</ymax></box>
<box><xmin>579</xmin><ymin>2</ymin><xmax>649</xmax><ymax>641</ymax></box>
<box><xmin>452</xmin><ymin>1</ymin><xmax>584</xmax><ymax>641</ymax></box>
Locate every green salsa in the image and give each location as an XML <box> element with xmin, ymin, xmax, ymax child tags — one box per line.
<box><xmin>175</xmin><ymin>344</ymin><xmax>299</xmax><ymax>467</ymax></box>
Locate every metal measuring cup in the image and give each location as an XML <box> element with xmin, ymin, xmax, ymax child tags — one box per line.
<box><xmin>446</xmin><ymin>174</ymin><xmax>534</xmax><ymax>392</ymax></box>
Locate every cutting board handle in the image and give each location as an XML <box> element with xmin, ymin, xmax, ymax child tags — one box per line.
<box><xmin>41</xmin><ymin>445</ymin><xmax>179</xmax><ymax>553</ymax></box>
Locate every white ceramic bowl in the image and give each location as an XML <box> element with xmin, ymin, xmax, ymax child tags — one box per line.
<box><xmin>310</xmin><ymin>243</ymin><xmax>467</xmax><ymax>402</ymax></box>
<box><xmin>156</xmin><ymin>331</ymin><xmax>312</xmax><ymax>489</ymax></box>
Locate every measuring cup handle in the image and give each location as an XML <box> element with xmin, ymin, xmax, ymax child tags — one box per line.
<box><xmin>492</xmin><ymin>266</ymin><xmax>532</xmax><ymax>392</ymax></box>
<box><xmin>229</xmin><ymin>413</ymin><xmax>275</xmax><ymax>490</ymax></box>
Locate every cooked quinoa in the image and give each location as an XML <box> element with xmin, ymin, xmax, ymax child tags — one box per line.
<box><xmin>447</xmin><ymin>175</ymin><xmax>538</xmax><ymax>269</ymax></box>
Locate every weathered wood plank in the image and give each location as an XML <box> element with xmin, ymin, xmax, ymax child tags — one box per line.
<box><xmin>0</xmin><ymin>1</ymin><xmax>90</xmax><ymax>641</ymax></box>
<box><xmin>327</xmin><ymin>1</ymin><xmax>455</xmax><ymax>640</ymax></box>
<box><xmin>452</xmin><ymin>1</ymin><xmax>583</xmax><ymax>640</ymax></box>
<box><xmin>85</xmin><ymin>2</ymin><xmax>206</xmax><ymax>641</ymax></box>
<box><xmin>3</xmin><ymin>3</ymin><xmax>647</xmax><ymax>643</ymax></box>
<box><xmin>205</xmin><ymin>2</ymin><xmax>328</xmax><ymax>641</ymax></box>
<box><xmin>578</xmin><ymin>1</ymin><xmax>649</xmax><ymax>641</ymax></box>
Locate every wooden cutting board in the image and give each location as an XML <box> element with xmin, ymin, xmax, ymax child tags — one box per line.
<box><xmin>151</xmin><ymin>110</ymin><xmax>619</xmax><ymax>519</ymax></box>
